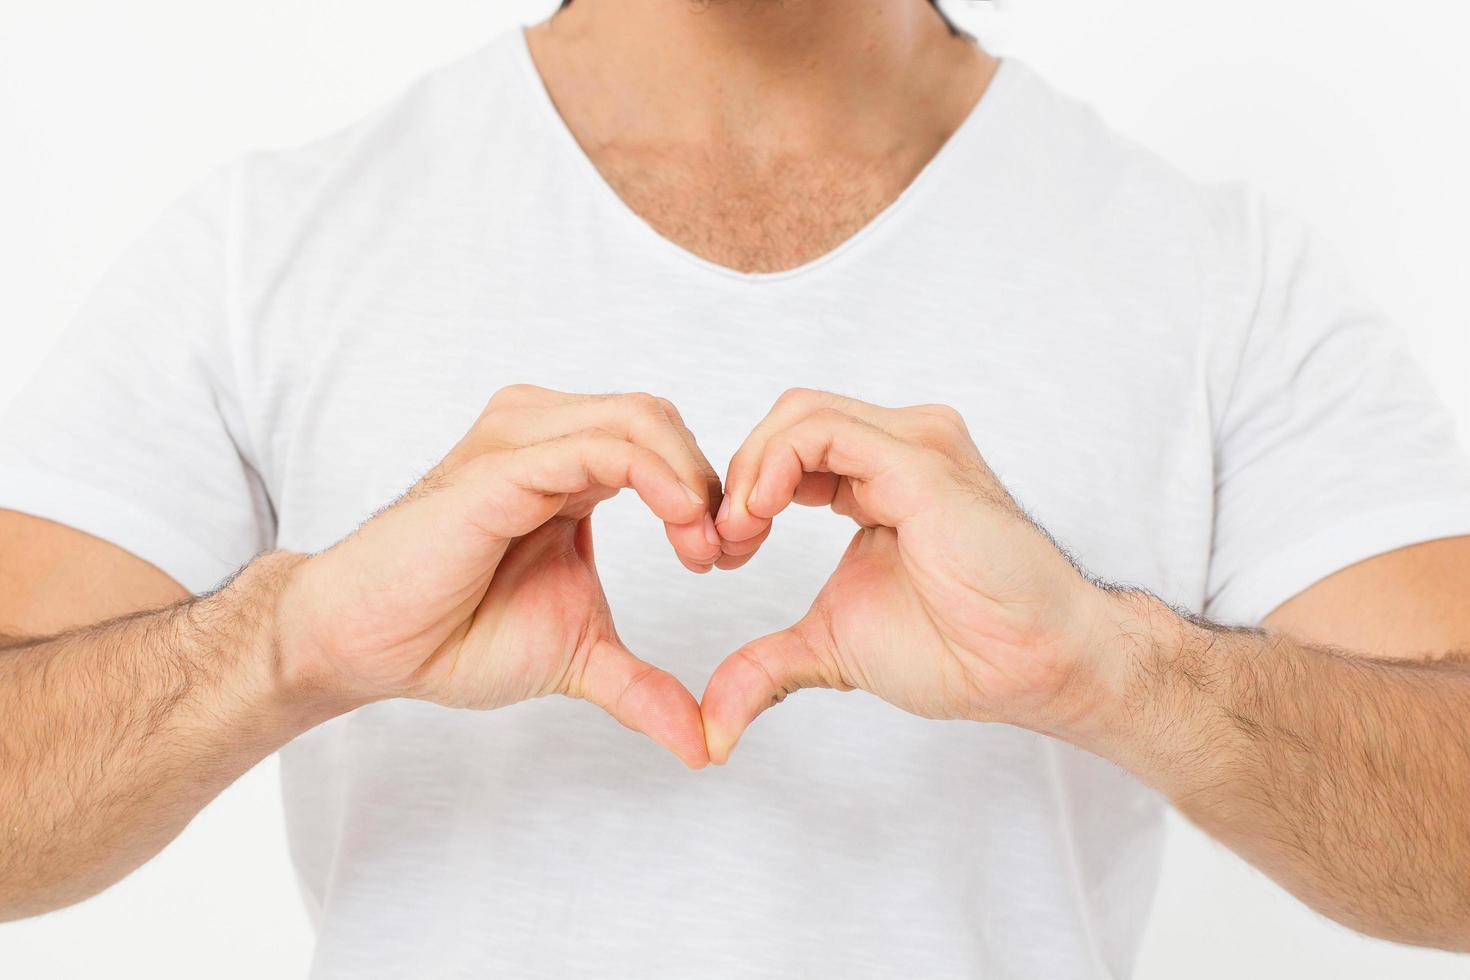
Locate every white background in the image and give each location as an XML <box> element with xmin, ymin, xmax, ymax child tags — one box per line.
<box><xmin>2</xmin><ymin>1</ymin><xmax>1468</xmax><ymax>977</ymax></box>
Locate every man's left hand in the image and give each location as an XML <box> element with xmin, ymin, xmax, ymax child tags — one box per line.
<box><xmin>702</xmin><ymin>388</ymin><xmax>1119</xmax><ymax>763</ymax></box>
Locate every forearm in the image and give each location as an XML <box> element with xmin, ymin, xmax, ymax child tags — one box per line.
<box><xmin>0</xmin><ymin>552</ymin><xmax>328</xmax><ymax>919</ymax></box>
<box><xmin>1074</xmin><ymin>591</ymin><xmax>1470</xmax><ymax>950</ymax></box>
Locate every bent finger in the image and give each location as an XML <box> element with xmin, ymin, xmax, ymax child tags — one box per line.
<box><xmin>501</xmin><ymin>430</ymin><xmax>707</xmax><ymax>530</ymax></box>
<box><xmin>748</xmin><ymin>410</ymin><xmax>922</xmax><ymax>528</ymax></box>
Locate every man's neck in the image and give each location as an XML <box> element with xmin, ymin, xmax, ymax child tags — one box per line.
<box><xmin>528</xmin><ymin>0</ymin><xmax>990</xmax><ymax>156</ymax></box>
<box><xmin>523</xmin><ymin>0</ymin><xmax>995</xmax><ymax>273</ymax></box>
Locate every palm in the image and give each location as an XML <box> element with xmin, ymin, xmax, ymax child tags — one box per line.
<box><xmin>423</xmin><ymin>516</ymin><xmax>618</xmax><ymax>710</ymax></box>
<box><xmin>803</xmin><ymin>527</ymin><xmax>977</xmax><ymax>720</ymax></box>
<box><xmin>809</xmin><ymin>513</ymin><xmax>1077</xmax><ymax>723</ymax></box>
<box><xmin>291</xmin><ymin>483</ymin><xmax>611</xmax><ymax>704</ymax></box>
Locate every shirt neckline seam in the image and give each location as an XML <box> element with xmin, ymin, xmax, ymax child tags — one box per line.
<box><xmin>509</xmin><ymin>25</ymin><xmax>1019</xmax><ymax>286</ymax></box>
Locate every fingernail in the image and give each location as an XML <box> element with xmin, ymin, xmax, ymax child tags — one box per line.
<box><xmin>746</xmin><ymin>481</ymin><xmax>762</xmax><ymax>512</ymax></box>
<box><xmin>715</xmin><ymin>495</ymin><xmax>731</xmax><ymax>526</ymax></box>
<box><xmin>703</xmin><ymin>513</ymin><xmax>720</xmax><ymax>548</ymax></box>
<box><xmin>683</xmin><ymin>483</ymin><xmax>705</xmax><ymax>506</ymax></box>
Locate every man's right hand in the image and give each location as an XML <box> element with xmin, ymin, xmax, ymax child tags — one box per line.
<box><xmin>277</xmin><ymin>385</ymin><xmax>723</xmax><ymax>768</ymax></box>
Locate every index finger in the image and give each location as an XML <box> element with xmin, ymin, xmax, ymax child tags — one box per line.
<box><xmin>716</xmin><ymin>389</ymin><xmax>903</xmax><ymax>546</ymax></box>
<box><xmin>747</xmin><ymin>408</ymin><xmax>927</xmax><ymax>529</ymax></box>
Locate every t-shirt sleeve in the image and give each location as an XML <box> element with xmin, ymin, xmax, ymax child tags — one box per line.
<box><xmin>1204</xmin><ymin>199</ymin><xmax>1470</xmax><ymax>626</ymax></box>
<box><xmin>0</xmin><ymin>164</ymin><xmax>275</xmax><ymax>594</ymax></box>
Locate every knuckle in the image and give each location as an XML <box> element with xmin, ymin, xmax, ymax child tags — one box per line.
<box><xmin>776</xmin><ymin>387</ymin><xmax>821</xmax><ymax>409</ymax></box>
<box><xmin>926</xmin><ymin>403</ymin><xmax>967</xmax><ymax>428</ymax></box>
<box><xmin>622</xmin><ymin>392</ymin><xmax>671</xmax><ymax>428</ymax></box>
<box><xmin>487</xmin><ymin>383</ymin><xmax>540</xmax><ymax>410</ymax></box>
<box><xmin>912</xmin><ymin>403</ymin><xmax>967</xmax><ymax>434</ymax></box>
<box><xmin>622</xmin><ymin>391</ymin><xmax>663</xmax><ymax>414</ymax></box>
<box><xmin>908</xmin><ymin>404</ymin><xmax>970</xmax><ymax>450</ymax></box>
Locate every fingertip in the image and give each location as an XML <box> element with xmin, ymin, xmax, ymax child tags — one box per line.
<box><xmin>745</xmin><ymin>495</ymin><xmax>789</xmax><ymax>524</ymax></box>
<box><xmin>705</xmin><ymin>730</ymin><xmax>739</xmax><ymax>766</ymax></box>
<box><xmin>712</xmin><ymin>507</ymin><xmax>736</xmax><ymax>538</ymax></box>
<box><xmin>657</xmin><ymin>476</ymin><xmax>708</xmax><ymax>527</ymax></box>
<box><xmin>714</xmin><ymin>505</ymin><xmax>770</xmax><ymax>549</ymax></box>
<box><xmin>680</xmin><ymin>557</ymin><xmax>716</xmax><ymax>574</ymax></box>
<box><xmin>653</xmin><ymin>712</ymin><xmax>711</xmax><ymax>771</ymax></box>
<box><xmin>744</xmin><ymin>483</ymin><xmax>772</xmax><ymax>520</ymax></box>
<box><xmin>697</xmin><ymin>676</ymin><xmax>745</xmax><ymax>766</ymax></box>
<box><xmin>655</xmin><ymin>731</ymin><xmax>708</xmax><ymax>770</ymax></box>
<box><xmin>678</xmin><ymin>543</ymin><xmax>720</xmax><ymax>570</ymax></box>
<box><xmin>717</xmin><ymin>523</ymin><xmax>770</xmax><ymax>560</ymax></box>
<box><xmin>682</xmin><ymin>495</ymin><xmax>710</xmax><ymax>526</ymax></box>
<box><xmin>668</xmin><ymin>519</ymin><xmax>721</xmax><ymax>569</ymax></box>
<box><xmin>714</xmin><ymin>484</ymin><xmax>753</xmax><ymax>529</ymax></box>
<box><xmin>584</xmin><ymin>641</ymin><xmax>711</xmax><ymax>771</ymax></box>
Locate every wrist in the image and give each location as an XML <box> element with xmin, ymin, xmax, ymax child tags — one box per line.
<box><xmin>1043</xmin><ymin>585</ymin><xmax>1217</xmax><ymax>775</ymax></box>
<box><xmin>203</xmin><ymin>551</ymin><xmax>362</xmax><ymax>738</ymax></box>
<box><xmin>1061</xmin><ymin>586</ymin><xmax>1264</xmax><ymax>802</ymax></box>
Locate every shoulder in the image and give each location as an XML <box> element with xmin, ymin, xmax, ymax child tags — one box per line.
<box><xmin>962</xmin><ymin>59</ymin><xmax>1271</xmax><ymax>364</ymax></box>
<box><xmin>229</xmin><ymin>29</ymin><xmax>533</xmax><ymax>228</ymax></box>
<box><xmin>994</xmin><ymin>60</ymin><xmax>1263</xmax><ymax>267</ymax></box>
<box><xmin>976</xmin><ymin>62</ymin><xmax>1313</xmax><ymax>423</ymax></box>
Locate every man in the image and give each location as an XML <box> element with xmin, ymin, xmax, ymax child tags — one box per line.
<box><xmin>1</xmin><ymin>0</ymin><xmax>1468</xmax><ymax>976</ymax></box>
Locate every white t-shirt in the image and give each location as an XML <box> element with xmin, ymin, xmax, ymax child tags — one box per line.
<box><xmin>4</xmin><ymin>28</ymin><xmax>1470</xmax><ymax>980</ymax></box>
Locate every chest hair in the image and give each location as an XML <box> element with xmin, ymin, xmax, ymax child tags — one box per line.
<box><xmin>591</xmin><ymin>142</ymin><xmax>919</xmax><ymax>274</ymax></box>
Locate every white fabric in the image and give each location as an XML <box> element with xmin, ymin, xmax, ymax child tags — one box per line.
<box><xmin>4</xmin><ymin>28</ymin><xmax>1470</xmax><ymax>980</ymax></box>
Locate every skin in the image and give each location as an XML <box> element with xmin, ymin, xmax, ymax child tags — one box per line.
<box><xmin>2</xmin><ymin>0</ymin><xmax>1467</xmax><ymax>955</ymax></box>
<box><xmin>526</xmin><ymin>0</ymin><xmax>995</xmax><ymax>273</ymax></box>
<box><xmin>0</xmin><ymin>388</ymin><xmax>721</xmax><ymax>917</ymax></box>
<box><xmin>702</xmin><ymin>390</ymin><xmax>1470</xmax><ymax>951</ymax></box>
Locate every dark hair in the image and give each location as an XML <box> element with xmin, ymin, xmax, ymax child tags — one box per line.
<box><xmin>555</xmin><ymin>0</ymin><xmax>962</xmax><ymax>37</ymax></box>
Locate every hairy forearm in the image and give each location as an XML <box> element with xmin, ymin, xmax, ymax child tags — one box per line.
<box><xmin>1079</xmin><ymin>592</ymin><xmax>1470</xmax><ymax>950</ymax></box>
<box><xmin>0</xmin><ymin>552</ymin><xmax>322</xmax><ymax>919</ymax></box>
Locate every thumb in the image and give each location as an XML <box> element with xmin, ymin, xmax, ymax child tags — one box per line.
<box><xmin>700</xmin><ymin>623</ymin><xmax>841</xmax><ymax>765</ymax></box>
<box><xmin>575</xmin><ymin>638</ymin><xmax>710</xmax><ymax>770</ymax></box>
